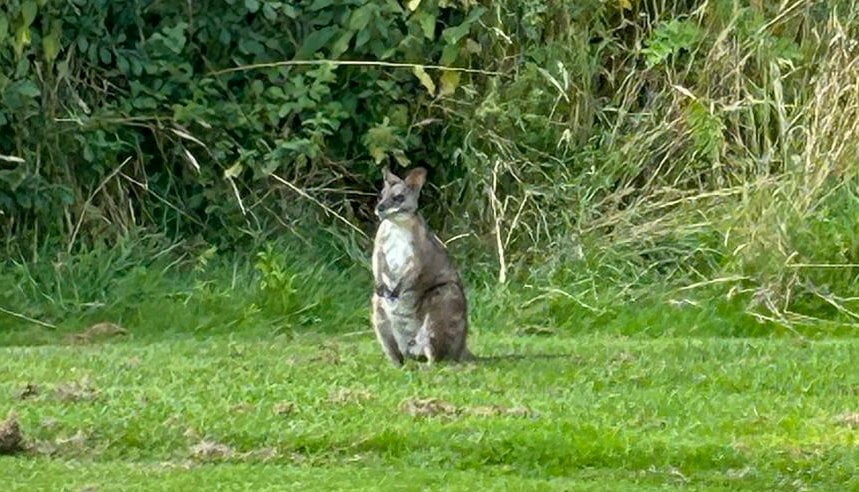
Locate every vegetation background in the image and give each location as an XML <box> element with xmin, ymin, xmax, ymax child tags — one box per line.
<box><xmin>3</xmin><ymin>0</ymin><xmax>859</xmax><ymax>335</ymax></box>
<box><xmin>1</xmin><ymin>0</ymin><xmax>858</xmax><ymax>489</ymax></box>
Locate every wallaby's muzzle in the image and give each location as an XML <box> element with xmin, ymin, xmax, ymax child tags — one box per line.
<box><xmin>375</xmin><ymin>196</ymin><xmax>408</xmax><ymax>219</ymax></box>
<box><xmin>375</xmin><ymin>202</ymin><xmax>391</xmax><ymax>219</ymax></box>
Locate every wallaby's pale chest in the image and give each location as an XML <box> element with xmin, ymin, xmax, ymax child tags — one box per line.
<box><xmin>376</xmin><ymin>220</ymin><xmax>416</xmax><ymax>284</ymax></box>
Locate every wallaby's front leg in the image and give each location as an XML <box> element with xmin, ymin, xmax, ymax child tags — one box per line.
<box><xmin>390</xmin><ymin>260</ymin><xmax>421</xmax><ymax>297</ymax></box>
<box><xmin>372</xmin><ymin>297</ymin><xmax>404</xmax><ymax>366</ymax></box>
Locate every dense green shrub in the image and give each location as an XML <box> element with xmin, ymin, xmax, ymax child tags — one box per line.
<box><xmin>0</xmin><ymin>0</ymin><xmax>509</xmax><ymax>245</ymax></box>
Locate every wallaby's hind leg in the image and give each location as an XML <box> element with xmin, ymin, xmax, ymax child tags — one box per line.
<box><xmin>418</xmin><ymin>284</ymin><xmax>470</xmax><ymax>362</ymax></box>
<box><xmin>415</xmin><ymin>315</ymin><xmax>437</xmax><ymax>365</ymax></box>
<box><xmin>372</xmin><ymin>296</ymin><xmax>404</xmax><ymax>366</ymax></box>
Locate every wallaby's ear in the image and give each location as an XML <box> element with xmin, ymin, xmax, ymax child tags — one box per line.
<box><xmin>404</xmin><ymin>167</ymin><xmax>427</xmax><ymax>190</ymax></box>
<box><xmin>382</xmin><ymin>165</ymin><xmax>401</xmax><ymax>185</ymax></box>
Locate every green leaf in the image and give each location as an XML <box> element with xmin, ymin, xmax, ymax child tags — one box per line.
<box><xmin>296</xmin><ymin>26</ymin><xmax>337</xmax><ymax>58</ymax></box>
<box><xmin>441</xmin><ymin>6</ymin><xmax>485</xmax><ymax>44</ymax></box>
<box><xmin>464</xmin><ymin>6</ymin><xmax>488</xmax><ymax>24</ymax></box>
<box><xmin>363</xmin><ymin>118</ymin><xmax>401</xmax><ymax>164</ymax></box>
<box><xmin>238</xmin><ymin>38</ymin><xmax>265</xmax><ymax>55</ymax></box>
<box><xmin>57</xmin><ymin>59</ymin><xmax>70</xmax><ymax>78</ymax></box>
<box><xmin>132</xmin><ymin>96</ymin><xmax>158</xmax><ymax>109</ymax></box>
<box><xmin>330</xmin><ymin>30</ymin><xmax>355</xmax><ymax>58</ymax></box>
<box><xmin>13</xmin><ymin>26</ymin><xmax>32</xmax><ymax>57</ymax></box>
<box><xmin>10</xmin><ymin>79</ymin><xmax>40</xmax><ymax>98</ymax></box>
<box><xmin>440</xmin><ymin>43</ymin><xmax>459</xmax><ymax>65</ymax></box>
<box><xmin>307</xmin><ymin>0</ymin><xmax>334</xmax><ymax>11</ymax></box>
<box><xmin>265</xmin><ymin>86</ymin><xmax>285</xmax><ymax>99</ymax></box>
<box><xmin>0</xmin><ymin>16</ymin><xmax>8</xmax><ymax>43</ymax></box>
<box><xmin>117</xmin><ymin>56</ymin><xmax>130</xmax><ymax>73</ymax></box>
<box><xmin>642</xmin><ymin>19</ymin><xmax>701</xmax><ymax>68</ymax></box>
<box><xmin>131</xmin><ymin>59</ymin><xmax>143</xmax><ymax>77</ymax></box>
<box><xmin>355</xmin><ymin>28</ymin><xmax>371</xmax><ymax>49</ymax></box>
<box><xmin>416</xmin><ymin>12</ymin><xmax>436</xmax><ymax>40</ymax></box>
<box><xmin>282</xmin><ymin>4</ymin><xmax>299</xmax><ymax>18</ymax></box>
<box><xmin>441</xmin><ymin>25</ymin><xmax>468</xmax><ymax>45</ymax></box>
<box><xmin>244</xmin><ymin>0</ymin><xmax>260</xmax><ymax>13</ymax></box>
<box><xmin>21</xmin><ymin>1</ymin><xmax>38</xmax><ymax>28</ymax></box>
<box><xmin>348</xmin><ymin>4</ymin><xmax>376</xmax><ymax>32</ymax></box>
<box><xmin>411</xmin><ymin>66</ymin><xmax>435</xmax><ymax>95</ymax></box>
<box><xmin>262</xmin><ymin>3</ymin><xmax>277</xmax><ymax>21</ymax></box>
<box><xmin>250</xmin><ymin>79</ymin><xmax>264</xmax><ymax>95</ymax></box>
<box><xmin>224</xmin><ymin>163</ymin><xmax>243</xmax><ymax>179</ymax></box>
<box><xmin>0</xmin><ymin>168</ymin><xmax>27</xmax><ymax>191</ymax></box>
<box><xmin>42</xmin><ymin>29</ymin><xmax>60</xmax><ymax>63</ymax></box>
<box><xmin>465</xmin><ymin>38</ymin><xmax>481</xmax><ymax>54</ymax></box>
<box><xmin>406</xmin><ymin>0</ymin><xmax>422</xmax><ymax>11</ymax></box>
<box><xmin>99</xmin><ymin>47</ymin><xmax>112</xmax><ymax>64</ymax></box>
<box><xmin>14</xmin><ymin>57</ymin><xmax>29</xmax><ymax>77</ymax></box>
<box><xmin>219</xmin><ymin>29</ymin><xmax>232</xmax><ymax>45</ymax></box>
<box><xmin>439</xmin><ymin>70</ymin><xmax>460</xmax><ymax>96</ymax></box>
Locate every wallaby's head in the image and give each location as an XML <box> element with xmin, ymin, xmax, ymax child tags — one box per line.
<box><xmin>375</xmin><ymin>166</ymin><xmax>427</xmax><ymax>220</ymax></box>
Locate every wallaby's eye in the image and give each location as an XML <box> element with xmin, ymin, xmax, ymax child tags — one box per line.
<box><xmin>392</xmin><ymin>195</ymin><xmax>405</xmax><ymax>204</ymax></box>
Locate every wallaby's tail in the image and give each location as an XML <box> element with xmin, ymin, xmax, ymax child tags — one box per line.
<box><xmin>459</xmin><ymin>347</ymin><xmax>478</xmax><ymax>362</ymax></box>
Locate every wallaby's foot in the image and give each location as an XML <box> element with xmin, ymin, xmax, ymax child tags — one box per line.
<box><xmin>423</xmin><ymin>345</ymin><xmax>437</xmax><ymax>366</ymax></box>
<box><xmin>378</xmin><ymin>336</ymin><xmax>404</xmax><ymax>367</ymax></box>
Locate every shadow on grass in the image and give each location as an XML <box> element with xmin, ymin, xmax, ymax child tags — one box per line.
<box><xmin>471</xmin><ymin>352</ymin><xmax>582</xmax><ymax>365</ymax></box>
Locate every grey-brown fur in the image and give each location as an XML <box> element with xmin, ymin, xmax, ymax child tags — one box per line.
<box><xmin>371</xmin><ymin>166</ymin><xmax>473</xmax><ymax>366</ymax></box>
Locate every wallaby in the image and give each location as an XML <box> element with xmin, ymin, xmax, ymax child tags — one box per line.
<box><xmin>371</xmin><ymin>166</ymin><xmax>473</xmax><ymax>366</ymax></box>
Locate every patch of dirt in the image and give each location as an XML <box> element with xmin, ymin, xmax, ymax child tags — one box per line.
<box><xmin>15</xmin><ymin>383</ymin><xmax>40</xmax><ymax>400</ymax></box>
<box><xmin>157</xmin><ymin>460</ymin><xmax>196</xmax><ymax>471</ymax></box>
<box><xmin>516</xmin><ymin>326</ymin><xmax>556</xmax><ymax>337</ymax></box>
<box><xmin>241</xmin><ymin>447</ymin><xmax>279</xmax><ymax>462</ymax></box>
<box><xmin>726</xmin><ymin>467</ymin><xmax>755</xmax><ymax>480</ymax></box>
<box><xmin>273</xmin><ymin>402</ymin><xmax>298</xmax><ymax>416</ymax></box>
<box><xmin>189</xmin><ymin>440</ymin><xmax>279</xmax><ymax>462</ymax></box>
<box><xmin>230</xmin><ymin>402</ymin><xmax>255</xmax><ymax>414</ymax></box>
<box><xmin>731</xmin><ymin>440</ymin><xmax>751</xmax><ymax>454</ymax></box>
<box><xmin>328</xmin><ymin>387</ymin><xmax>375</xmax><ymax>405</ymax></box>
<box><xmin>400</xmin><ymin>398</ymin><xmax>536</xmax><ymax>419</ymax></box>
<box><xmin>309</xmin><ymin>343</ymin><xmax>342</xmax><ymax>365</ymax></box>
<box><xmin>836</xmin><ymin>412</ymin><xmax>859</xmax><ymax>428</ymax></box>
<box><xmin>40</xmin><ymin>418</ymin><xmax>59</xmax><ymax>431</ymax></box>
<box><xmin>190</xmin><ymin>440</ymin><xmax>234</xmax><ymax>460</ymax></box>
<box><xmin>55</xmin><ymin>377</ymin><xmax>100</xmax><ymax>403</ymax></box>
<box><xmin>611</xmin><ymin>351</ymin><xmax>638</xmax><ymax>365</ymax></box>
<box><xmin>183</xmin><ymin>427</ymin><xmax>201</xmax><ymax>440</ymax></box>
<box><xmin>38</xmin><ymin>430</ymin><xmax>89</xmax><ymax>456</ymax></box>
<box><xmin>0</xmin><ymin>412</ymin><xmax>26</xmax><ymax>455</ymax></box>
<box><xmin>400</xmin><ymin>398</ymin><xmax>458</xmax><ymax>417</ymax></box>
<box><xmin>464</xmin><ymin>405</ymin><xmax>535</xmax><ymax>418</ymax></box>
<box><xmin>64</xmin><ymin>322</ymin><xmax>129</xmax><ymax>345</ymax></box>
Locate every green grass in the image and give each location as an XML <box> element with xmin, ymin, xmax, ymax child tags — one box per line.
<box><xmin>2</xmin><ymin>330</ymin><xmax>857</xmax><ymax>490</ymax></box>
<box><xmin>1</xmin><ymin>241</ymin><xmax>857</xmax><ymax>490</ymax></box>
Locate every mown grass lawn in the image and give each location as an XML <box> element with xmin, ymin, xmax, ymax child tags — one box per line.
<box><xmin>2</xmin><ymin>331</ymin><xmax>857</xmax><ymax>490</ymax></box>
